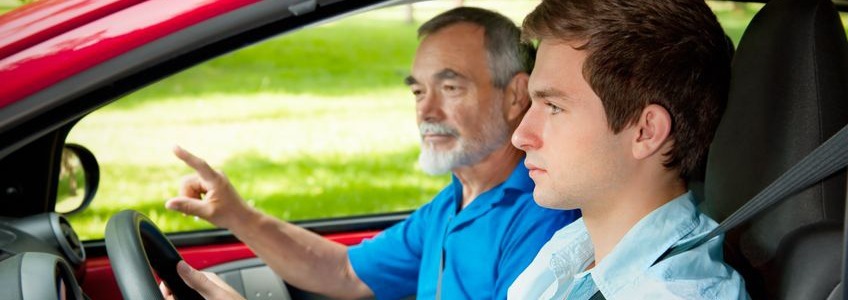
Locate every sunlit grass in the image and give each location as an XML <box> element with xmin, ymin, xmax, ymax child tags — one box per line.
<box><xmin>72</xmin><ymin>91</ymin><xmax>421</xmax><ymax>165</ymax></box>
<box><xmin>710</xmin><ymin>2</ymin><xmax>764</xmax><ymax>45</ymax></box>
<box><xmin>67</xmin><ymin>90</ymin><xmax>451</xmax><ymax>239</ymax></box>
<box><xmin>62</xmin><ymin>0</ymin><xmax>544</xmax><ymax>240</ymax></box>
<box><xmin>67</xmin><ymin>145</ymin><xmax>449</xmax><ymax>238</ymax></box>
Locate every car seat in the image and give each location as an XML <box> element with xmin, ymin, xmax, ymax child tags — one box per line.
<box><xmin>699</xmin><ymin>0</ymin><xmax>848</xmax><ymax>299</ymax></box>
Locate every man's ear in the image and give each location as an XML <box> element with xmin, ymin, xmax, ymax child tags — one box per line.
<box><xmin>632</xmin><ymin>104</ymin><xmax>673</xmax><ymax>160</ymax></box>
<box><xmin>503</xmin><ymin>72</ymin><xmax>530</xmax><ymax>124</ymax></box>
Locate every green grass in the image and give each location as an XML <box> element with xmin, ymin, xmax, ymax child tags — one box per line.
<box><xmin>61</xmin><ymin>13</ymin><xmax>434</xmax><ymax>240</ymax></box>
<box><xmin>68</xmin><ymin>146</ymin><xmax>449</xmax><ymax>236</ymax></box>
<box><xmin>114</xmin><ymin>19</ymin><xmax>420</xmax><ymax>109</ymax></box>
<box><xmin>67</xmin><ymin>91</ymin><xmax>452</xmax><ymax>239</ymax></box>
<box><xmin>711</xmin><ymin>2</ymin><xmax>763</xmax><ymax>45</ymax></box>
<box><xmin>62</xmin><ymin>1</ymin><xmax>775</xmax><ymax>240</ymax></box>
<box><xmin>64</xmin><ymin>0</ymin><xmax>544</xmax><ymax>241</ymax></box>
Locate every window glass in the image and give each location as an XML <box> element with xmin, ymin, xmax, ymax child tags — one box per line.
<box><xmin>710</xmin><ymin>2</ymin><xmax>763</xmax><ymax>44</ymax></box>
<box><xmin>61</xmin><ymin>0</ymin><xmax>830</xmax><ymax>240</ymax></box>
<box><xmin>0</xmin><ymin>0</ymin><xmax>19</xmax><ymax>15</ymax></box>
<box><xmin>64</xmin><ymin>0</ymin><xmax>541</xmax><ymax>240</ymax></box>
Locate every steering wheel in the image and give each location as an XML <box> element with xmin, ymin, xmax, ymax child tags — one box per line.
<box><xmin>105</xmin><ymin>210</ymin><xmax>203</xmax><ymax>300</ymax></box>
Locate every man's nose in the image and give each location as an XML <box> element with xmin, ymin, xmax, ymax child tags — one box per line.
<box><xmin>417</xmin><ymin>91</ymin><xmax>445</xmax><ymax>123</ymax></box>
<box><xmin>512</xmin><ymin>107</ymin><xmax>542</xmax><ymax>151</ymax></box>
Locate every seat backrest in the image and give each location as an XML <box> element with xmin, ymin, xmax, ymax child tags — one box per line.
<box><xmin>700</xmin><ymin>0</ymin><xmax>848</xmax><ymax>298</ymax></box>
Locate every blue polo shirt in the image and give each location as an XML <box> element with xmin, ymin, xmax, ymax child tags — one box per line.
<box><xmin>348</xmin><ymin>159</ymin><xmax>580</xmax><ymax>299</ymax></box>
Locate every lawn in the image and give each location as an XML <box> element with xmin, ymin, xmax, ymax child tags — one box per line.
<box><xmin>64</xmin><ymin>2</ymin><xmax>498</xmax><ymax>240</ymax></box>
<box><xmin>60</xmin><ymin>0</ymin><xmax>763</xmax><ymax>240</ymax></box>
<box><xmin>66</xmin><ymin>49</ymin><xmax>440</xmax><ymax>239</ymax></box>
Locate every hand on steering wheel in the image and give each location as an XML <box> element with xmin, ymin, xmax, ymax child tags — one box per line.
<box><xmin>105</xmin><ymin>210</ymin><xmax>203</xmax><ymax>300</ymax></box>
<box><xmin>160</xmin><ymin>261</ymin><xmax>244</xmax><ymax>300</ymax></box>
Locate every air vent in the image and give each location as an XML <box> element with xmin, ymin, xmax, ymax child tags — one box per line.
<box><xmin>0</xmin><ymin>228</ymin><xmax>15</xmax><ymax>248</ymax></box>
<box><xmin>53</xmin><ymin>214</ymin><xmax>85</xmax><ymax>266</ymax></box>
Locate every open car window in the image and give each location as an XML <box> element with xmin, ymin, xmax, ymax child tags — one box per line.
<box><xmin>62</xmin><ymin>1</ymin><xmax>541</xmax><ymax>240</ymax></box>
<box><xmin>61</xmin><ymin>0</ymin><xmax>771</xmax><ymax>241</ymax></box>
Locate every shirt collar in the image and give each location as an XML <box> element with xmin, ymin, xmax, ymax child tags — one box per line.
<box><xmin>549</xmin><ymin>219</ymin><xmax>594</xmax><ymax>282</ymax></box>
<box><xmin>502</xmin><ymin>157</ymin><xmax>534</xmax><ymax>193</ymax></box>
<box><xmin>590</xmin><ymin>191</ymin><xmax>701</xmax><ymax>295</ymax></box>
<box><xmin>448</xmin><ymin>156</ymin><xmax>533</xmax><ymax>207</ymax></box>
<box><xmin>445</xmin><ymin>157</ymin><xmax>533</xmax><ymax>231</ymax></box>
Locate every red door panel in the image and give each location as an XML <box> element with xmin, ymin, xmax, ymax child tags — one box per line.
<box><xmin>82</xmin><ymin>230</ymin><xmax>380</xmax><ymax>300</ymax></box>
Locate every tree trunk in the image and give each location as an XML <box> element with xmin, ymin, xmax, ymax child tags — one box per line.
<box><xmin>404</xmin><ymin>4</ymin><xmax>414</xmax><ymax>24</ymax></box>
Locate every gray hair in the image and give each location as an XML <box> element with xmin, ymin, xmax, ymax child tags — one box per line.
<box><xmin>418</xmin><ymin>7</ymin><xmax>535</xmax><ymax>89</ymax></box>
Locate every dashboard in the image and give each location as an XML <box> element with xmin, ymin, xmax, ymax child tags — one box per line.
<box><xmin>0</xmin><ymin>213</ymin><xmax>86</xmax><ymax>300</ymax></box>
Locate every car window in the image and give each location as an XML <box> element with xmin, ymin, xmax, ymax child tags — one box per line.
<box><xmin>61</xmin><ymin>0</ymin><xmax>774</xmax><ymax>241</ymax></box>
<box><xmin>61</xmin><ymin>1</ymin><xmax>540</xmax><ymax>240</ymax></box>
<box><xmin>710</xmin><ymin>2</ymin><xmax>763</xmax><ymax>45</ymax></box>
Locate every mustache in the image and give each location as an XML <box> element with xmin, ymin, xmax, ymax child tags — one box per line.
<box><xmin>419</xmin><ymin>122</ymin><xmax>459</xmax><ymax>137</ymax></box>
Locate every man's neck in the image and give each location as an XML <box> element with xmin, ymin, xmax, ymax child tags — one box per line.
<box><xmin>581</xmin><ymin>172</ymin><xmax>687</xmax><ymax>267</ymax></box>
<box><xmin>452</xmin><ymin>144</ymin><xmax>523</xmax><ymax>208</ymax></box>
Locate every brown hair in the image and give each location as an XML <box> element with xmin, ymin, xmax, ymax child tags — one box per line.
<box><xmin>523</xmin><ymin>0</ymin><xmax>733</xmax><ymax>179</ymax></box>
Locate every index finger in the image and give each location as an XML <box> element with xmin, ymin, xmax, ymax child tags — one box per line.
<box><xmin>173</xmin><ymin>145</ymin><xmax>217</xmax><ymax>181</ymax></box>
<box><xmin>159</xmin><ymin>280</ymin><xmax>172</xmax><ymax>297</ymax></box>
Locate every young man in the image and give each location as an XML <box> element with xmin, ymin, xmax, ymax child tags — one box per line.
<box><xmin>162</xmin><ymin>7</ymin><xmax>580</xmax><ymax>300</ymax></box>
<box><xmin>508</xmin><ymin>0</ymin><xmax>748</xmax><ymax>299</ymax></box>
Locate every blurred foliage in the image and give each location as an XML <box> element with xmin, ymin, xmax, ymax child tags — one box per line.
<box><xmin>114</xmin><ymin>19</ymin><xmax>420</xmax><ymax>110</ymax></box>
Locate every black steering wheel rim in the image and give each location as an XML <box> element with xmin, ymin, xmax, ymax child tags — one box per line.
<box><xmin>105</xmin><ymin>210</ymin><xmax>202</xmax><ymax>300</ymax></box>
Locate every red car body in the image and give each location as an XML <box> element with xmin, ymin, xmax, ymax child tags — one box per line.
<box><xmin>0</xmin><ymin>0</ymin><xmax>258</xmax><ymax>108</ymax></box>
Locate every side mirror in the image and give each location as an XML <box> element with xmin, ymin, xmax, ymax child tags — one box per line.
<box><xmin>55</xmin><ymin>144</ymin><xmax>99</xmax><ymax>215</ymax></box>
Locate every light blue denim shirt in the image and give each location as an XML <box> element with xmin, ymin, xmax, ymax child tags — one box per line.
<box><xmin>508</xmin><ymin>191</ymin><xmax>749</xmax><ymax>299</ymax></box>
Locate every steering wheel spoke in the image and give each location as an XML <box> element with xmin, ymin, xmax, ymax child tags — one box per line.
<box><xmin>105</xmin><ymin>210</ymin><xmax>203</xmax><ymax>300</ymax></box>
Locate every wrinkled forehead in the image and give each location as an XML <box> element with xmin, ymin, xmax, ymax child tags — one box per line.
<box><xmin>410</xmin><ymin>23</ymin><xmax>490</xmax><ymax>84</ymax></box>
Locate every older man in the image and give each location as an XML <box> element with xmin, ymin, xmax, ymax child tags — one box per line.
<box><xmin>508</xmin><ymin>0</ymin><xmax>747</xmax><ymax>299</ymax></box>
<box><xmin>163</xmin><ymin>7</ymin><xmax>579</xmax><ymax>300</ymax></box>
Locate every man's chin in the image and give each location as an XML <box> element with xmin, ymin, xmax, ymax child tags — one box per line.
<box><xmin>418</xmin><ymin>143</ymin><xmax>460</xmax><ymax>170</ymax></box>
<box><xmin>533</xmin><ymin>191</ymin><xmax>577</xmax><ymax>210</ymax></box>
<box><xmin>418</xmin><ymin>153</ymin><xmax>454</xmax><ymax>175</ymax></box>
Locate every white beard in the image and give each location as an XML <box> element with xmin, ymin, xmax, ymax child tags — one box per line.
<box><xmin>418</xmin><ymin>141</ymin><xmax>459</xmax><ymax>175</ymax></box>
<box><xmin>417</xmin><ymin>106</ymin><xmax>510</xmax><ymax>175</ymax></box>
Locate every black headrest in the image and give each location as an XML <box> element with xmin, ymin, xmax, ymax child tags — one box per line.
<box><xmin>701</xmin><ymin>0</ymin><xmax>848</xmax><ymax>297</ymax></box>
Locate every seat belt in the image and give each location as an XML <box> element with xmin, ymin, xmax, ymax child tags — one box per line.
<box><xmin>654</xmin><ymin>124</ymin><xmax>848</xmax><ymax>264</ymax></box>
<box><xmin>588</xmin><ymin>290</ymin><xmax>606</xmax><ymax>300</ymax></box>
<box><xmin>842</xmin><ymin>178</ymin><xmax>848</xmax><ymax>300</ymax></box>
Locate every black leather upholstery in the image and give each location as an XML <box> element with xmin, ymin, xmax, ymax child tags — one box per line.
<box><xmin>700</xmin><ymin>0</ymin><xmax>848</xmax><ymax>298</ymax></box>
<box><xmin>770</xmin><ymin>222</ymin><xmax>843</xmax><ymax>300</ymax></box>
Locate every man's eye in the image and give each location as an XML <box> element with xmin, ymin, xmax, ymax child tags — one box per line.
<box><xmin>412</xmin><ymin>89</ymin><xmax>424</xmax><ymax>100</ymax></box>
<box><xmin>442</xmin><ymin>84</ymin><xmax>463</xmax><ymax>95</ymax></box>
<box><xmin>545</xmin><ymin>102</ymin><xmax>563</xmax><ymax>114</ymax></box>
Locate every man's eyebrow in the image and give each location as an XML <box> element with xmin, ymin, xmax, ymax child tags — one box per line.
<box><xmin>434</xmin><ymin>68</ymin><xmax>467</xmax><ymax>81</ymax></box>
<box><xmin>532</xmin><ymin>88</ymin><xmax>568</xmax><ymax>100</ymax></box>
<box><xmin>404</xmin><ymin>75</ymin><xmax>418</xmax><ymax>86</ymax></box>
<box><xmin>405</xmin><ymin>69</ymin><xmax>467</xmax><ymax>86</ymax></box>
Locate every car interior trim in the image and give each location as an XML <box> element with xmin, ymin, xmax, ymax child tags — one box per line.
<box><xmin>83</xmin><ymin>210</ymin><xmax>408</xmax><ymax>257</ymax></box>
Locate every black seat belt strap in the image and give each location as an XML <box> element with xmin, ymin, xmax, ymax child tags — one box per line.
<box><xmin>588</xmin><ymin>290</ymin><xmax>606</xmax><ymax>300</ymax></box>
<box><xmin>655</xmin><ymin>124</ymin><xmax>848</xmax><ymax>264</ymax></box>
